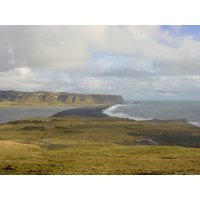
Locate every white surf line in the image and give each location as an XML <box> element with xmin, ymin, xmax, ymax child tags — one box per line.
<box><xmin>102</xmin><ymin>104</ymin><xmax>153</xmax><ymax>121</ymax></box>
<box><xmin>189</xmin><ymin>121</ymin><xmax>200</xmax><ymax>127</ymax></box>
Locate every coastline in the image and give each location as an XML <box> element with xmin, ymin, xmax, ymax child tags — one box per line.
<box><xmin>100</xmin><ymin>104</ymin><xmax>200</xmax><ymax>127</ymax></box>
<box><xmin>52</xmin><ymin>105</ymin><xmax>112</xmax><ymax>118</ymax></box>
<box><xmin>52</xmin><ymin>105</ymin><xmax>200</xmax><ymax>127</ymax></box>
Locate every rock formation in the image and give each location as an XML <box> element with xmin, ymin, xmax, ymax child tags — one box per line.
<box><xmin>0</xmin><ymin>90</ymin><xmax>125</xmax><ymax>105</ymax></box>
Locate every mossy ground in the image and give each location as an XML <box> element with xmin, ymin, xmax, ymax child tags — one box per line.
<box><xmin>0</xmin><ymin>116</ymin><xmax>200</xmax><ymax>175</ymax></box>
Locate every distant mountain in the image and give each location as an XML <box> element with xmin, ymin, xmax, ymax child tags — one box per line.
<box><xmin>0</xmin><ymin>90</ymin><xmax>125</xmax><ymax>105</ymax></box>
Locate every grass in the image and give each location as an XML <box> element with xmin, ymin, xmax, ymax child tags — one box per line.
<box><xmin>0</xmin><ymin>116</ymin><xmax>200</xmax><ymax>175</ymax></box>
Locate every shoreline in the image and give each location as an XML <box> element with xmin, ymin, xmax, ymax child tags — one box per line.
<box><xmin>1</xmin><ymin>103</ymin><xmax>199</xmax><ymax>128</ymax></box>
<box><xmin>52</xmin><ymin>105</ymin><xmax>199</xmax><ymax>127</ymax></box>
<box><xmin>52</xmin><ymin>105</ymin><xmax>112</xmax><ymax>118</ymax></box>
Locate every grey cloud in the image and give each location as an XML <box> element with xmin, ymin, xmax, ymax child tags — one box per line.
<box><xmin>0</xmin><ymin>26</ymin><xmax>95</xmax><ymax>72</ymax></box>
<box><xmin>94</xmin><ymin>66</ymin><xmax>152</xmax><ymax>78</ymax></box>
<box><xmin>1</xmin><ymin>25</ymin><xmax>200</xmax><ymax>76</ymax></box>
<box><xmin>0</xmin><ymin>25</ymin><xmax>200</xmax><ymax>100</ymax></box>
<box><xmin>0</xmin><ymin>67</ymin><xmax>74</xmax><ymax>92</ymax></box>
<box><xmin>153</xmin><ymin>58</ymin><xmax>200</xmax><ymax>76</ymax></box>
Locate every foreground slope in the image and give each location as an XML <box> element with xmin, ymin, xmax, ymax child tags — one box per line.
<box><xmin>0</xmin><ymin>116</ymin><xmax>200</xmax><ymax>175</ymax></box>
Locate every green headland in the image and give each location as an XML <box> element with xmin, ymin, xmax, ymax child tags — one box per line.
<box><xmin>0</xmin><ymin>113</ymin><xmax>199</xmax><ymax>175</ymax></box>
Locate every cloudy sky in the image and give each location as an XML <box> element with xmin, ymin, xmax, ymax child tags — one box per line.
<box><xmin>0</xmin><ymin>25</ymin><xmax>200</xmax><ymax>101</ymax></box>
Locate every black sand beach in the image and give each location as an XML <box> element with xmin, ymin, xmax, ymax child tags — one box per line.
<box><xmin>52</xmin><ymin>105</ymin><xmax>188</xmax><ymax>123</ymax></box>
<box><xmin>52</xmin><ymin>105</ymin><xmax>112</xmax><ymax>118</ymax></box>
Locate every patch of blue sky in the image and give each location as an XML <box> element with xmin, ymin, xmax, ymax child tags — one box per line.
<box><xmin>92</xmin><ymin>52</ymin><xmax>155</xmax><ymax>71</ymax></box>
<box><xmin>161</xmin><ymin>25</ymin><xmax>181</xmax><ymax>34</ymax></box>
<box><xmin>161</xmin><ymin>25</ymin><xmax>200</xmax><ymax>41</ymax></box>
<box><xmin>156</xmin><ymin>37</ymin><xmax>180</xmax><ymax>48</ymax></box>
<box><xmin>32</xmin><ymin>69</ymin><xmax>70</xmax><ymax>79</ymax></box>
<box><xmin>137</xmin><ymin>68</ymin><xmax>160</xmax><ymax>73</ymax></box>
<box><xmin>179</xmin><ymin>25</ymin><xmax>200</xmax><ymax>36</ymax></box>
<box><xmin>156</xmin><ymin>26</ymin><xmax>180</xmax><ymax>48</ymax></box>
<box><xmin>92</xmin><ymin>52</ymin><xmax>134</xmax><ymax>68</ymax></box>
<box><xmin>92</xmin><ymin>52</ymin><xmax>106</xmax><ymax>60</ymax></box>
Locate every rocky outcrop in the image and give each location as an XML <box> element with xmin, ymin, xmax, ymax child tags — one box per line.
<box><xmin>0</xmin><ymin>90</ymin><xmax>125</xmax><ymax>105</ymax></box>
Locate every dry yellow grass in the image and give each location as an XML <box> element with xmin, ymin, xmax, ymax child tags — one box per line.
<box><xmin>0</xmin><ymin>141</ymin><xmax>43</xmax><ymax>160</ymax></box>
<box><xmin>0</xmin><ymin>116</ymin><xmax>200</xmax><ymax>175</ymax></box>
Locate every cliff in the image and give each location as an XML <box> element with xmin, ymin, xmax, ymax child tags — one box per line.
<box><xmin>0</xmin><ymin>90</ymin><xmax>126</xmax><ymax>105</ymax></box>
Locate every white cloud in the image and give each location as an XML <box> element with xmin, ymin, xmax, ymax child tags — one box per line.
<box><xmin>15</xmin><ymin>67</ymin><xmax>31</xmax><ymax>75</ymax></box>
<box><xmin>0</xmin><ymin>25</ymin><xmax>200</xmax><ymax>100</ymax></box>
<box><xmin>0</xmin><ymin>25</ymin><xmax>200</xmax><ymax>76</ymax></box>
<box><xmin>0</xmin><ymin>68</ymin><xmax>73</xmax><ymax>91</ymax></box>
<box><xmin>80</xmin><ymin>77</ymin><xmax>112</xmax><ymax>94</ymax></box>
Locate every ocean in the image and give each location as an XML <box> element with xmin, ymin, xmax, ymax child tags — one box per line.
<box><xmin>0</xmin><ymin>106</ymin><xmax>83</xmax><ymax>124</ymax></box>
<box><xmin>0</xmin><ymin>101</ymin><xmax>200</xmax><ymax>127</ymax></box>
<box><xmin>102</xmin><ymin>101</ymin><xmax>200</xmax><ymax>127</ymax></box>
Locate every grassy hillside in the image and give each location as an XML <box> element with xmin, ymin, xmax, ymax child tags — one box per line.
<box><xmin>0</xmin><ymin>116</ymin><xmax>200</xmax><ymax>175</ymax></box>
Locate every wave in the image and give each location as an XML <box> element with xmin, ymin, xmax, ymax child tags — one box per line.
<box><xmin>102</xmin><ymin>104</ymin><xmax>153</xmax><ymax>121</ymax></box>
<box><xmin>102</xmin><ymin>104</ymin><xmax>129</xmax><ymax>118</ymax></box>
<box><xmin>103</xmin><ymin>104</ymin><xmax>200</xmax><ymax>127</ymax></box>
<box><xmin>189</xmin><ymin>121</ymin><xmax>200</xmax><ymax>127</ymax></box>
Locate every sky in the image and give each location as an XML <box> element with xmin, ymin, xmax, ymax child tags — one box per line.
<box><xmin>0</xmin><ymin>25</ymin><xmax>200</xmax><ymax>101</ymax></box>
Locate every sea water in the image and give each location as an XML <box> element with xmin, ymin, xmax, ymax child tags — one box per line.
<box><xmin>102</xmin><ymin>101</ymin><xmax>200</xmax><ymax>127</ymax></box>
<box><xmin>0</xmin><ymin>106</ymin><xmax>83</xmax><ymax>124</ymax></box>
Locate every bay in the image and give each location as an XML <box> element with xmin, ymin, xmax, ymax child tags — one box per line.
<box><xmin>0</xmin><ymin>106</ymin><xmax>82</xmax><ymax>124</ymax></box>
